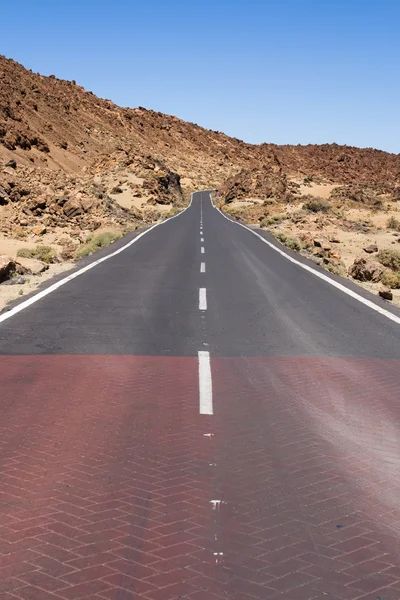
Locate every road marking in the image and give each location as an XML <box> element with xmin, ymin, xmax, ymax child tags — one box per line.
<box><xmin>200</xmin><ymin>262</ymin><xmax>206</xmax><ymax>273</ymax></box>
<box><xmin>199</xmin><ymin>288</ymin><xmax>207</xmax><ymax>310</ymax></box>
<box><xmin>0</xmin><ymin>194</ymin><xmax>195</xmax><ymax>326</ymax></box>
<box><xmin>201</xmin><ymin>237</ymin><xmax>204</xmax><ymax>242</ymax></box>
<box><xmin>198</xmin><ymin>350</ymin><xmax>213</xmax><ymax>415</ymax></box>
<box><xmin>209</xmin><ymin>192</ymin><xmax>400</xmax><ymax>326</ymax></box>
<box><xmin>201</xmin><ymin>247</ymin><xmax>205</xmax><ymax>254</ymax></box>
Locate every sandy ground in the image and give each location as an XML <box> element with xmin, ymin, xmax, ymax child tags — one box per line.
<box><xmin>0</xmin><ymin>261</ymin><xmax>74</xmax><ymax>312</ymax></box>
<box><xmin>225</xmin><ymin>198</ymin><xmax>264</xmax><ymax>208</ymax></box>
<box><xmin>107</xmin><ymin>173</ymin><xmax>173</xmax><ymax>214</ymax></box>
<box><xmin>297</xmin><ymin>182</ymin><xmax>338</xmax><ymax>198</ymax></box>
<box><xmin>0</xmin><ymin>233</ymin><xmax>65</xmax><ymax>258</ymax></box>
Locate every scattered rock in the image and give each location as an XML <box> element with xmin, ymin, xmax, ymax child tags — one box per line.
<box><xmin>2</xmin><ymin>167</ymin><xmax>15</xmax><ymax>176</ymax></box>
<box><xmin>364</xmin><ymin>244</ymin><xmax>378</xmax><ymax>254</ymax></box>
<box><xmin>1</xmin><ymin>276</ymin><xmax>26</xmax><ymax>286</ymax></box>
<box><xmin>329</xmin><ymin>251</ymin><xmax>341</xmax><ymax>261</ymax></box>
<box><xmin>329</xmin><ymin>238</ymin><xmax>340</xmax><ymax>243</ymax></box>
<box><xmin>15</xmin><ymin>257</ymin><xmax>48</xmax><ymax>275</ymax></box>
<box><xmin>6</xmin><ymin>159</ymin><xmax>17</xmax><ymax>169</ymax></box>
<box><xmin>60</xmin><ymin>244</ymin><xmax>77</xmax><ymax>261</ymax></box>
<box><xmin>63</xmin><ymin>198</ymin><xmax>83</xmax><ymax>218</ymax></box>
<box><xmin>0</xmin><ymin>255</ymin><xmax>16</xmax><ymax>283</ymax></box>
<box><xmin>349</xmin><ymin>257</ymin><xmax>384</xmax><ymax>282</ymax></box>
<box><xmin>379</xmin><ymin>287</ymin><xmax>393</xmax><ymax>301</ymax></box>
<box><xmin>26</xmin><ymin>198</ymin><xmax>47</xmax><ymax>212</ymax></box>
<box><xmin>80</xmin><ymin>197</ymin><xmax>96</xmax><ymax>212</ymax></box>
<box><xmin>313</xmin><ymin>239</ymin><xmax>332</xmax><ymax>251</ymax></box>
<box><xmin>0</xmin><ymin>185</ymin><xmax>10</xmax><ymax>205</ymax></box>
<box><xmin>31</xmin><ymin>225</ymin><xmax>47</xmax><ymax>236</ymax></box>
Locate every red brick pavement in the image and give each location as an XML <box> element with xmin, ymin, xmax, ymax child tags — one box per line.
<box><xmin>211</xmin><ymin>357</ymin><xmax>400</xmax><ymax>600</ymax></box>
<box><xmin>0</xmin><ymin>355</ymin><xmax>400</xmax><ymax>599</ymax></box>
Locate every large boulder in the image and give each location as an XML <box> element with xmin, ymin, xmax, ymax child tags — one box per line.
<box><xmin>31</xmin><ymin>225</ymin><xmax>47</xmax><ymax>236</ymax></box>
<box><xmin>80</xmin><ymin>197</ymin><xmax>96</xmax><ymax>212</ymax></box>
<box><xmin>379</xmin><ymin>287</ymin><xmax>393</xmax><ymax>301</ymax></box>
<box><xmin>349</xmin><ymin>257</ymin><xmax>384</xmax><ymax>282</ymax></box>
<box><xmin>63</xmin><ymin>197</ymin><xmax>83</xmax><ymax>218</ymax></box>
<box><xmin>0</xmin><ymin>185</ymin><xmax>10</xmax><ymax>205</ymax></box>
<box><xmin>0</xmin><ymin>255</ymin><xmax>16</xmax><ymax>283</ymax></box>
<box><xmin>15</xmin><ymin>257</ymin><xmax>48</xmax><ymax>275</ymax></box>
<box><xmin>364</xmin><ymin>244</ymin><xmax>378</xmax><ymax>254</ymax></box>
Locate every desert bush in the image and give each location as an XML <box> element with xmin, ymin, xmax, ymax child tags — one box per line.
<box><xmin>377</xmin><ymin>248</ymin><xmax>400</xmax><ymax>272</ymax></box>
<box><xmin>165</xmin><ymin>207</ymin><xmax>181</xmax><ymax>218</ymax></box>
<box><xmin>290</xmin><ymin>209</ymin><xmax>308</xmax><ymax>223</ymax></box>
<box><xmin>223</xmin><ymin>205</ymin><xmax>247</xmax><ymax>220</ymax></box>
<box><xmin>275</xmin><ymin>232</ymin><xmax>302</xmax><ymax>251</ymax></box>
<box><xmin>260</xmin><ymin>213</ymin><xmax>286</xmax><ymax>227</ymax></box>
<box><xmin>386</xmin><ymin>216</ymin><xmax>400</xmax><ymax>231</ymax></box>
<box><xmin>303</xmin><ymin>197</ymin><xmax>331</xmax><ymax>213</ymax></box>
<box><xmin>381</xmin><ymin>270</ymin><xmax>400</xmax><ymax>289</ymax></box>
<box><xmin>74</xmin><ymin>232</ymin><xmax>122</xmax><ymax>259</ymax></box>
<box><xmin>325</xmin><ymin>262</ymin><xmax>346</xmax><ymax>276</ymax></box>
<box><xmin>17</xmin><ymin>245</ymin><xmax>56</xmax><ymax>263</ymax></box>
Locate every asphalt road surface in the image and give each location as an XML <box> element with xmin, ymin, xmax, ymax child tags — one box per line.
<box><xmin>1</xmin><ymin>191</ymin><xmax>400</xmax><ymax>600</ymax></box>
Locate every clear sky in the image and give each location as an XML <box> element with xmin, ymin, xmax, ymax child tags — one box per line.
<box><xmin>2</xmin><ymin>0</ymin><xmax>399</xmax><ymax>153</ymax></box>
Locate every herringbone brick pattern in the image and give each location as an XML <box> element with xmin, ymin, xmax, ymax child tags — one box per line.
<box><xmin>0</xmin><ymin>356</ymin><xmax>214</xmax><ymax>600</ymax></box>
<box><xmin>211</xmin><ymin>357</ymin><xmax>400</xmax><ymax>599</ymax></box>
<box><xmin>1</xmin><ymin>355</ymin><xmax>400</xmax><ymax>599</ymax></box>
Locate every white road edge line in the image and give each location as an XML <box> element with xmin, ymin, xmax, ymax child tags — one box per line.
<box><xmin>198</xmin><ymin>350</ymin><xmax>213</xmax><ymax>415</ymax></box>
<box><xmin>199</xmin><ymin>288</ymin><xmax>207</xmax><ymax>310</ymax></box>
<box><xmin>209</xmin><ymin>192</ymin><xmax>400</xmax><ymax>326</ymax></box>
<box><xmin>201</xmin><ymin>247</ymin><xmax>205</xmax><ymax>254</ymax></box>
<box><xmin>0</xmin><ymin>194</ymin><xmax>194</xmax><ymax>325</ymax></box>
<box><xmin>200</xmin><ymin>262</ymin><xmax>206</xmax><ymax>273</ymax></box>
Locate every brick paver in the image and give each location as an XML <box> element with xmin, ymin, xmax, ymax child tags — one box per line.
<box><xmin>212</xmin><ymin>356</ymin><xmax>400</xmax><ymax>599</ymax></box>
<box><xmin>0</xmin><ymin>355</ymin><xmax>400</xmax><ymax>598</ymax></box>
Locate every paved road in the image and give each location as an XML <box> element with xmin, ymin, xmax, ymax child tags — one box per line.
<box><xmin>1</xmin><ymin>191</ymin><xmax>400</xmax><ymax>600</ymax></box>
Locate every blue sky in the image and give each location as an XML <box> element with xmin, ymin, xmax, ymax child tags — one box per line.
<box><xmin>2</xmin><ymin>0</ymin><xmax>399</xmax><ymax>153</ymax></box>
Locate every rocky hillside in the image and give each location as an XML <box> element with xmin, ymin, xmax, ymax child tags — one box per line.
<box><xmin>2</xmin><ymin>54</ymin><xmax>400</xmax><ymax>228</ymax></box>
<box><xmin>219</xmin><ymin>145</ymin><xmax>400</xmax><ymax>204</ymax></box>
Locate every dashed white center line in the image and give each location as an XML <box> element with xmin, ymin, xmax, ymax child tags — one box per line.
<box><xmin>198</xmin><ymin>351</ymin><xmax>213</xmax><ymax>415</ymax></box>
<box><xmin>201</xmin><ymin>237</ymin><xmax>204</xmax><ymax>242</ymax></box>
<box><xmin>200</xmin><ymin>262</ymin><xmax>206</xmax><ymax>273</ymax></box>
<box><xmin>199</xmin><ymin>288</ymin><xmax>207</xmax><ymax>310</ymax></box>
<box><xmin>201</xmin><ymin>247</ymin><xmax>205</xmax><ymax>254</ymax></box>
